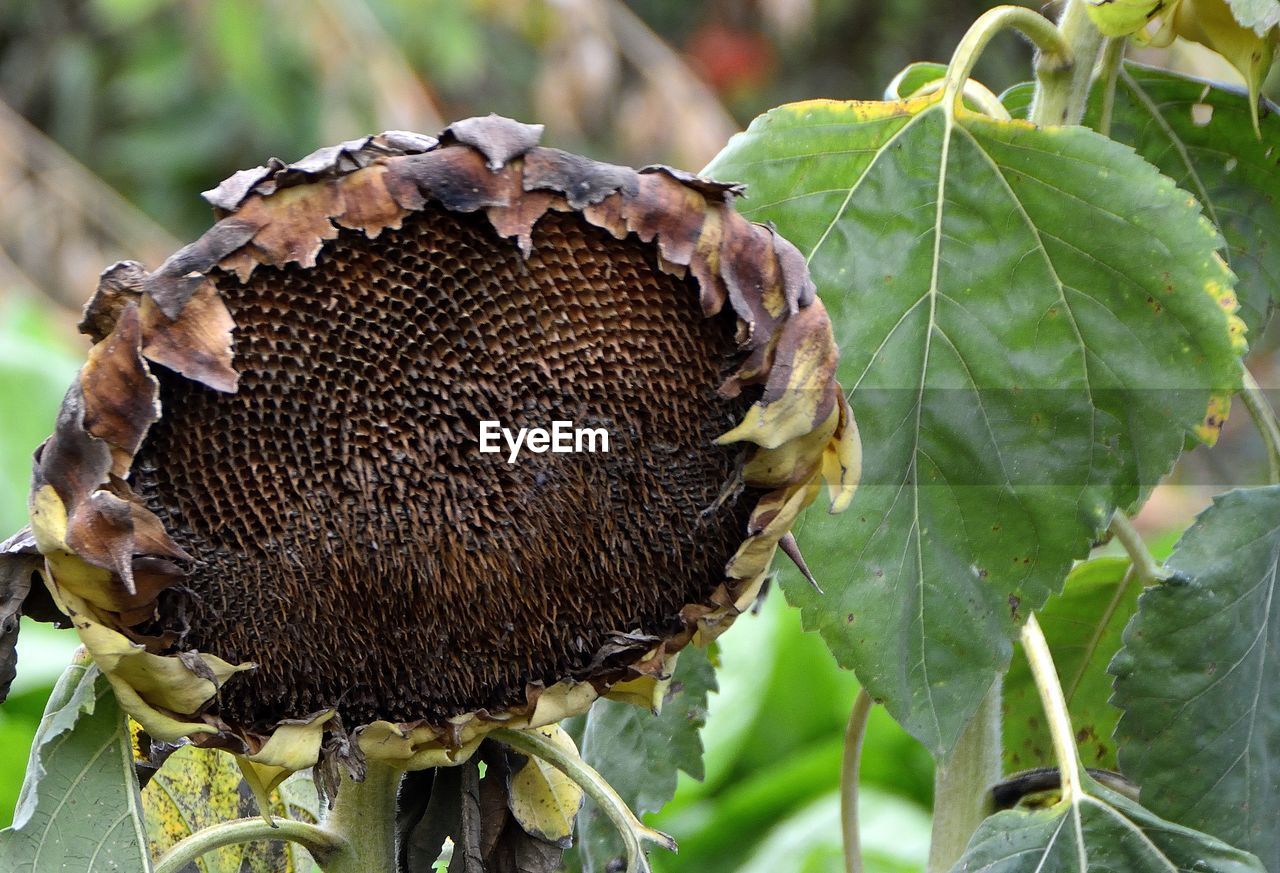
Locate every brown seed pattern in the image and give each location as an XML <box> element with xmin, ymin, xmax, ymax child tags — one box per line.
<box><xmin>131</xmin><ymin>205</ymin><xmax>755</xmax><ymax>728</ymax></box>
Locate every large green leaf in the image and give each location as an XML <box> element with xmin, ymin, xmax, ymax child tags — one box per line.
<box><xmin>1004</xmin><ymin>556</ymin><xmax>1137</xmax><ymax>772</ymax></box>
<box><xmin>704</xmin><ymin>94</ymin><xmax>1242</xmax><ymax>754</ymax></box>
<box><xmin>1111</xmin><ymin>486</ymin><xmax>1280</xmax><ymax>869</ymax></box>
<box><xmin>1005</xmin><ymin>63</ymin><xmax>1280</xmax><ymax>334</ymax></box>
<box><xmin>571</xmin><ymin>646</ymin><xmax>715</xmax><ymax>873</ymax></box>
<box><xmin>951</xmin><ymin>774</ymin><xmax>1264</xmax><ymax>872</ymax></box>
<box><xmin>0</xmin><ymin>661</ymin><xmax>151</xmax><ymax>872</ymax></box>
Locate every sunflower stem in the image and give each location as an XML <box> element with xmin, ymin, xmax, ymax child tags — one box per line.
<box><xmin>1241</xmin><ymin>368</ymin><xmax>1280</xmax><ymax>484</ymax></box>
<box><xmin>925</xmin><ymin>679</ymin><xmax>1002</xmax><ymax>873</ymax></box>
<box><xmin>1021</xmin><ymin>614</ymin><xmax>1084</xmax><ymax>802</ymax></box>
<box><xmin>152</xmin><ymin>817</ymin><xmax>347</xmax><ymax>873</ymax></box>
<box><xmin>320</xmin><ymin>760</ymin><xmax>405</xmax><ymax>873</ymax></box>
<box><xmin>1030</xmin><ymin>0</ymin><xmax>1105</xmax><ymax>126</ymax></box>
<box><xmin>841</xmin><ymin>689</ymin><xmax>873</xmax><ymax>873</ymax></box>
<box><xmin>1109</xmin><ymin>510</ymin><xmax>1169</xmax><ymax>586</ymax></box>
<box><xmin>492</xmin><ymin>727</ymin><xmax>675</xmax><ymax>873</ymax></box>
<box><xmin>942</xmin><ymin>6</ymin><xmax>1070</xmax><ymax>119</ymax></box>
<box><xmin>1097</xmin><ymin>36</ymin><xmax>1125</xmax><ymax>136</ymax></box>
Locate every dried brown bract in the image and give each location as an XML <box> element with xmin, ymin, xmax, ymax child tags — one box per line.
<box><xmin>3</xmin><ymin>115</ymin><xmax>857</xmax><ymax>792</ymax></box>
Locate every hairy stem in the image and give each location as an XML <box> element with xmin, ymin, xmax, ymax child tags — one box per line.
<box><xmin>1242</xmin><ymin>368</ymin><xmax>1280</xmax><ymax>485</ymax></box>
<box><xmin>942</xmin><ymin>5</ymin><xmax>1070</xmax><ymax>117</ymax></box>
<box><xmin>493</xmin><ymin>727</ymin><xmax>674</xmax><ymax>873</ymax></box>
<box><xmin>321</xmin><ymin>760</ymin><xmax>405</xmax><ymax>873</ymax></box>
<box><xmin>842</xmin><ymin>689</ymin><xmax>874</xmax><ymax>873</ymax></box>
<box><xmin>925</xmin><ymin>680</ymin><xmax>1002</xmax><ymax>873</ymax></box>
<box><xmin>1020</xmin><ymin>615</ymin><xmax>1083</xmax><ymax>802</ymax></box>
<box><xmin>1097</xmin><ymin>36</ymin><xmax>1125</xmax><ymax>136</ymax></box>
<box><xmin>1030</xmin><ymin>0</ymin><xmax>1105</xmax><ymax>126</ymax></box>
<box><xmin>1109</xmin><ymin>510</ymin><xmax>1169</xmax><ymax>586</ymax></box>
<box><xmin>153</xmin><ymin>817</ymin><xmax>346</xmax><ymax>873</ymax></box>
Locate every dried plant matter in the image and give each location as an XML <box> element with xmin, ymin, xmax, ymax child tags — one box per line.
<box><xmin>5</xmin><ymin>115</ymin><xmax>856</xmax><ymax>782</ymax></box>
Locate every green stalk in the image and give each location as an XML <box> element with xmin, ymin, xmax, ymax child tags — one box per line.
<box><xmin>320</xmin><ymin>760</ymin><xmax>405</xmax><ymax>873</ymax></box>
<box><xmin>1020</xmin><ymin>615</ymin><xmax>1083</xmax><ymax>802</ymax></box>
<box><xmin>1241</xmin><ymin>368</ymin><xmax>1280</xmax><ymax>484</ymax></box>
<box><xmin>841</xmin><ymin>689</ymin><xmax>874</xmax><ymax>873</ymax></box>
<box><xmin>925</xmin><ymin>680</ymin><xmax>1002</xmax><ymax>873</ymax></box>
<box><xmin>1030</xmin><ymin>0</ymin><xmax>1106</xmax><ymax>126</ymax></box>
<box><xmin>941</xmin><ymin>6</ymin><xmax>1070</xmax><ymax>119</ymax></box>
<box><xmin>1097</xmin><ymin>37</ymin><xmax>1126</xmax><ymax>136</ymax></box>
<box><xmin>1109</xmin><ymin>510</ymin><xmax>1169</xmax><ymax>587</ymax></box>
<box><xmin>153</xmin><ymin>817</ymin><xmax>346</xmax><ymax>873</ymax></box>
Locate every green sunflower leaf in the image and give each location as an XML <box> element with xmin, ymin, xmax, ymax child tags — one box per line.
<box><xmin>952</xmin><ymin>774</ymin><xmax>1264</xmax><ymax>872</ymax></box>
<box><xmin>1111</xmin><ymin>486</ymin><xmax>1280</xmax><ymax>870</ymax></box>
<box><xmin>571</xmin><ymin>645</ymin><xmax>715</xmax><ymax>873</ymax></box>
<box><xmin>0</xmin><ymin>661</ymin><xmax>152</xmax><ymax>872</ymax></box>
<box><xmin>704</xmin><ymin>94</ymin><xmax>1242</xmax><ymax>755</ymax></box>
<box><xmin>1004</xmin><ymin>556</ymin><xmax>1137</xmax><ymax>772</ymax></box>
<box><xmin>1005</xmin><ymin>63</ymin><xmax>1280</xmax><ymax>335</ymax></box>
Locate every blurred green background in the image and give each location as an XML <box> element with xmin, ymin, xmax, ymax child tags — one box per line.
<box><xmin>0</xmin><ymin>2</ymin><xmax>1275</xmax><ymax>871</ymax></box>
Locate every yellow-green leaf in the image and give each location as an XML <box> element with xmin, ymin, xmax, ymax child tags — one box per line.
<box><xmin>142</xmin><ymin>743</ymin><xmax>320</xmax><ymax>873</ymax></box>
<box><xmin>1086</xmin><ymin>0</ymin><xmax>1175</xmax><ymax>36</ymax></box>
<box><xmin>507</xmin><ymin>726</ymin><xmax>584</xmax><ymax>846</ymax></box>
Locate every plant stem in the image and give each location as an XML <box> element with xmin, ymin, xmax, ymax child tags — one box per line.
<box><xmin>493</xmin><ymin>727</ymin><xmax>674</xmax><ymax>873</ymax></box>
<box><xmin>942</xmin><ymin>6</ymin><xmax>1070</xmax><ymax>117</ymax></box>
<box><xmin>841</xmin><ymin>689</ymin><xmax>873</xmax><ymax>873</ymax></box>
<box><xmin>320</xmin><ymin>760</ymin><xmax>405</xmax><ymax>873</ymax></box>
<box><xmin>1020</xmin><ymin>615</ymin><xmax>1083</xmax><ymax>802</ymax></box>
<box><xmin>1242</xmin><ymin>368</ymin><xmax>1280</xmax><ymax>485</ymax></box>
<box><xmin>1109</xmin><ymin>510</ymin><xmax>1169</xmax><ymax>586</ymax></box>
<box><xmin>153</xmin><ymin>817</ymin><xmax>347</xmax><ymax>873</ymax></box>
<box><xmin>904</xmin><ymin>77</ymin><xmax>1013</xmax><ymax>120</ymax></box>
<box><xmin>925</xmin><ymin>680</ymin><xmax>1002</xmax><ymax>873</ymax></box>
<box><xmin>1096</xmin><ymin>36</ymin><xmax>1125</xmax><ymax>136</ymax></box>
<box><xmin>1030</xmin><ymin>0</ymin><xmax>1106</xmax><ymax>126</ymax></box>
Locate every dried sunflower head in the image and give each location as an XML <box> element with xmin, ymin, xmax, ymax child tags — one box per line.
<box><xmin>2</xmin><ymin>116</ymin><xmax>857</xmax><ymax>790</ymax></box>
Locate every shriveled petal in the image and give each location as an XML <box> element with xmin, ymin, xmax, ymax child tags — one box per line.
<box><xmin>238</xmin><ymin>710</ymin><xmax>335</xmax><ymax>815</ymax></box>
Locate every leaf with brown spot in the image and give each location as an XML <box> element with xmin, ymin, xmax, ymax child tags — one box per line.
<box><xmin>1004</xmin><ymin>556</ymin><xmax>1138</xmax><ymax>772</ymax></box>
<box><xmin>142</xmin><ymin>742</ymin><xmax>318</xmax><ymax>873</ymax></box>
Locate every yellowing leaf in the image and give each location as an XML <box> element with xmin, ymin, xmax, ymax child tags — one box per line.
<box><xmin>1086</xmin><ymin>0</ymin><xmax>1177</xmax><ymax>36</ymax></box>
<box><xmin>507</xmin><ymin>725</ymin><xmax>584</xmax><ymax>846</ymax></box>
<box><xmin>142</xmin><ymin>743</ymin><xmax>320</xmax><ymax>873</ymax></box>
